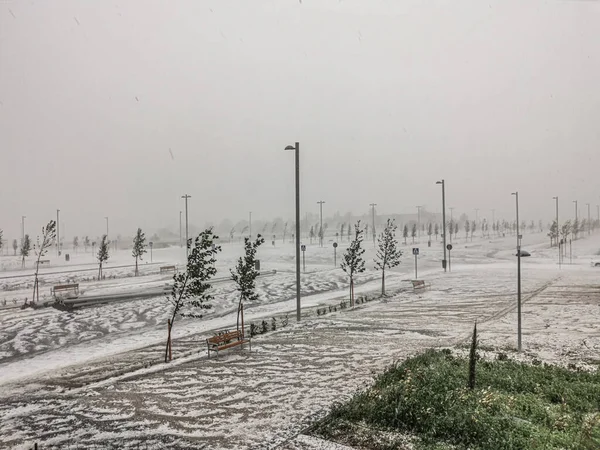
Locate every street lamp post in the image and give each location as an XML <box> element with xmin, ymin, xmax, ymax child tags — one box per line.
<box><xmin>21</xmin><ymin>216</ymin><xmax>26</xmax><ymax>247</ymax></box>
<box><xmin>317</xmin><ymin>201</ymin><xmax>325</xmax><ymax>247</ymax></box>
<box><xmin>449</xmin><ymin>207</ymin><xmax>455</xmax><ymax>243</ymax></box>
<box><xmin>436</xmin><ymin>180</ymin><xmax>447</xmax><ymax>272</ymax></box>
<box><xmin>285</xmin><ymin>142</ymin><xmax>301</xmax><ymax>322</ymax></box>
<box><xmin>416</xmin><ymin>205</ymin><xmax>423</xmax><ymax>242</ymax></box>
<box><xmin>512</xmin><ymin>191</ymin><xmax>522</xmax><ymax>352</ymax></box>
<box><xmin>553</xmin><ymin>196</ymin><xmax>560</xmax><ymax>268</ymax></box>
<box><xmin>370</xmin><ymin>203</ymin><xmax>377</xmax><ymax>246</ymax></box>
<box><xmin>179</xmin><ymin>211</ymin><xmax>182</xmax><ymax>248</ymax></box>
<box><xmin>57</xmin><ymin>209</ymin><xmax>60</xmax><ymax>257</ymax></box>
<box><xmin>181</xmin><ymin>195</ymin><xmax>191</xmax><ymax>256</ymax></box>
<box><xmin>586</xmin><ymin>203</ymin><xmax>590</xmax><ymax>235</ymax></box>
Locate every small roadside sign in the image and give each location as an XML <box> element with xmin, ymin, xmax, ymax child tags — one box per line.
<box><xmin>447</xmin><ymin>244</ymin><xmax>453</xmax><ymax>251</ymax></box>
<box><xmin>333</xmin><ymin>242</ymin><xmax>338</xmax><ymax>248</ymax></box>
<box><xmin>301</xmin><ymin>245</ymin><xmax>306</xmax><ymax>251</ymax></box>
<box><xmin>412</xmin><ymin>248</ymin><xmax>419</xmax><ymax>255</ymax></box>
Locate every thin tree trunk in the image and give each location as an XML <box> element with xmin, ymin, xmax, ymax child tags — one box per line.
<box><xmin>236</xmin><ymin>293</ymin><xmax>244</xmax><ymax>332</ymax></box>
<box><xmin>165</xmin><ymin>273</ymin><xmax>189</xmax><ymax>363</ymax></box>
<box><xmin>382</xmin><ymin>269</ymin><xmax>385</xmax><ymax>296</ymax></box>
<box><xmin>135</xmin><ymin>257</ymin><xmax>138</xmax><ymax>276</ymax></box>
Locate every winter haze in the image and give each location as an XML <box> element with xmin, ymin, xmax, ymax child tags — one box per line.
<box><xmin>1</xmin><ymin>0</ymin><xmax>599</xmax><ymax>239</ymax></box>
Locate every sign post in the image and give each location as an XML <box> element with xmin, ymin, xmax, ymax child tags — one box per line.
<box><xmin>333</xmin><ymin>242</ymin><xmax>338</xmax><ymax>267</ymax></box>
<box><xmin>446</xmin><ymin>244</ymin><xmax>453</xmax><ymax>272</ymax></box>
<box><xmin>301</xmin><ymin>244</ymin><xmax>306</xmax><ymax>273</ymax></box>
<box><xmin>412</xmin><ymin>248</ymin><xmax>419</xmax><ymax>279</ymax></box>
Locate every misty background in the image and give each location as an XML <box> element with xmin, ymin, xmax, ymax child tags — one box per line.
<box><xmin>1</xmin><ymin>0</ymin><xmax>599</xmax><ymax>241</ymax></box>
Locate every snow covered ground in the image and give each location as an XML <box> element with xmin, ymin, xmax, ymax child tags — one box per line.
<box><xmin>0</xmin><ymin>231</ymin><xmax>599</xmax><ymax>449</ymax></box>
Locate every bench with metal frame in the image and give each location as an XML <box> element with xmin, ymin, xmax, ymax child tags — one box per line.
<box><xmin>206</xmin><ymin>330</ymin><xmax>250</xmax><ymax>358</ymax></box>
<box><xmin>51</xmin><ymin>283</ymin><xmax>80</xmax><ymax>299</ymax></box>
<box><xmin>160</xmin><ymin>265</ymin><xmax>176</xmax><ymax>274</ymax></box>
<box><xmin>410</xmin><ymin>280</ymin><xmax>430</xmax><ymax>292</ymax></box>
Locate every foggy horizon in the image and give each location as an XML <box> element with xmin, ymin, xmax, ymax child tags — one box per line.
<box><xmin>2</xmin><ymin>0</ymin><xmax>599</xmax><ymax>240</ymax></box>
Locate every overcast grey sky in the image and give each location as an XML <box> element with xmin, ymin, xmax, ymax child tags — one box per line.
<box><xmin>1</xmin><ymin>0</ymin><xmax>599</xmax><ymax>239</ymax></box>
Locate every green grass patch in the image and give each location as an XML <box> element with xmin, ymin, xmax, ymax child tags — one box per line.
<box><xmin>310</xmin><ymin>349</ymin><xmax>600</xmax><ymax>449</ymax></box>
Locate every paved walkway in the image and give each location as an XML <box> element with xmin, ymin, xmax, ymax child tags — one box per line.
<box><xmin>2</xmin><ymin>264</ymin><xmax>598</xmax><ymax>449</ymax></box>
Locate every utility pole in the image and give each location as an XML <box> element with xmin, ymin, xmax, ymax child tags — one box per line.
<box><xmin>179</xmin><ymin>211</ymin><xmax>182</xmax><ymax>248</ymax></box>
<box><xmin>317</xmin><ymin>201</ymin><xmax>325</xmax><ymax>247</ymax></box>
<box><xmin>416</xmin><ymin>205</ymin><xmax>422</xmax><ymax>242</ymax></box>
<box><xmin>512</xmin><ymin>191</ymin><xmax>522</xmax><ymax>352</ymax></box>
<box><xmin>370</xmin><ymin>203</ymin><xmax>377</xmax><ymax>246</ymax></box>
<box><xmin>436</xmin><ymin>180</ymin><xmax>447</xmax><ymax>272</ymax></box>
<box><xmin>181</xmin><ymin>195</ymin><xmax>191</xmax><ymax>256</ymax></box>
<box><xmin>57</xmin><ymin>209</ymin><xmax>60</xmax><ymax>257</ymax></box>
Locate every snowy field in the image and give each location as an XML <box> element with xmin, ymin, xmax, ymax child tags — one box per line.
<box><xmin>0</xmin><ymin>231</ymin><xmax>599</xmax><ymax>449</ymax></box>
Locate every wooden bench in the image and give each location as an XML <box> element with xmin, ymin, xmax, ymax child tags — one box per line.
<box><xmin>51</xmin><ymin>283</ymin><xmax>80</xmax><ymax>299</ymax></box>
<box><xmin>410</xmin><ymin>280</ymin><xmax>430</xmax><ymax>292</ymax></box>
<box><xmin>206</xmin><ymin>330</ymin><xmax>250</xmax><ymax>358</ymax></box>
<box><xmin>160</xmin><ymin>265</ymin><xmax>176</xmax><ymax>274</ymax></box>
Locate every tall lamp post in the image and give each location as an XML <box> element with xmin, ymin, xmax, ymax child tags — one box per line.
<box><xmin>21</xmin><ymin>216</ymin><xmax>26</xmax><ymax>247</ymax></box>
<box><xmin>586</xmin><ymin>203</ymin><xmax>590</xmax><ymax>235</ymax></box>
<box><xmin>436</xmin><ymin>180</ymin><xmax>447</xmax><ymax>272</ymax></box>
<box><xmin>181</xmin><ymin>195</ymin><xmax>191</xmax><ymax>256</ymax></box>
<box><xmin>317</xmin><ymin>201</ymin><xmax>325</xmax><ymax>247</ymax></box>
<box><xmin>416</xmin><ymin>205</ymin><xmax>423</xmax><ymax>242</ymax></box>
<box><xmin>285</xmin><ymin>142</ymin><xmax>301</xmax><ymax>322</ymax></box>
<box><xmin>370</xmin><ymin>203</ymin><xmax>377</xmax><ymax>246</ymax></box>
<box><xmin>512</xmin><ymin>191</ymin><xmax>522</xmax><ymax>352</ymax></box>
<box><xmin>57</xmin><ymin>209</ymin><xmax>60</xmax><ymax>257</ymax></box>
<box><xmin>553</xmin><ymin>196</ymin><xmax>560</xmax><ymax>268</ymax></box>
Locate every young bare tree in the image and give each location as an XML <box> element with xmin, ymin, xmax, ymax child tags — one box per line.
<box><xmin>341</xmin><ymin>221</ymin><xmax>366</xmax><ymax>307</ymax></box>
<box><xmin>309</xmin><ymin>226</ymin><xmax>315</xmax><ymax>244</ymax></box>
<box><xmin>282</xmin><ymin>222</ymin><xmax>288</xmax><ymax>243</ymax></box>
<box><xmin>33</xmin><ymin>221</ymin><xmax>57</xmax><ymax>304</ymax></box>
<box><xmin>21</xmin><ymin>234</ymin><xmax>31</xmax><ymax>268</ymax></box>
<box><xmin>83</xmin><ymin>236</ymin><xmax>90</xmax><ymax>253</ymax></box>
<box><xmin>347</xmin><ymin>223</ymin><xmax>351</xmax><ymax>241</ymax></box>
<box><xmin>165</xmin><ymin>228</ymin><xmax>221</xmax><ymax>362</ymax></box>
<box><xmin>548</xmin><ymin>221</ymin><xmax>558</xmax><ymax>247</ymax></box>
<box><xmin>97</xmin><ymin>235</ymin><xmax>109</xmax><ymax>279</ymax></box>
<box><xmin>465</xmin><ymin>220</ymin><xmax>471</xmax><ymax>240</ymax></box>
<box><xmin>0</xmin><ymin>229</ymin><xmax>3</xmax><ymax>255</ymax></box>
<box><xmin>132</xmin><ymin>228</ymin><xmax>147</xmax><ymax>276</ymax></box>
<box><xmin>73</xmin><ymin>236</ymin><xmax>79</xmax><ymax>254</ymax></box>
<box><xmin>455</xmin><ymin>222</ymin><xmax>459</xmax><ymax>238</ymax></box>
<box><xmin>229</xmin><ymin>226</ymin><xmax>236</xmax><ymax>244</ymax></box>
<box><xmin>374</xmin><ymin>219</ymin><xmax>402</xmax><ymax>296</ymax></box>
<box><xmin>403</xmin><ymin>224</ymin><xmax>408</xmax><ymax>245</ymax></box>
<box><xmin>12</xmin><ymin>239</ymin><xmax>18</xmax><ymax>256</ymax></box>
<box><xmin>434</xmin><ymin>223</ymin><xmax>439</xmax><ymax>241</ymax></box>
<box><xmin>231</xmin><ymin>235</ymin><xmax>265</xmax><ymax>331</ymax></box>
<box><xmin>340</xmin><ymin>223</ymin><xmax>346</xmax><ymax>243</ymax></box>
<box><xmin>411</xmin><ymin>223</ymin><xmax>417</xmax><ymax>244</ymax></box>
<box><xmin>427</xmin><ymin>222</ymin><xmax>433</xmax><ymax>242</ymax></box>
<box><xmin>471</xmin><ymin>220</ymin><xmax>476</xmax><ymax>241</ymax></box>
